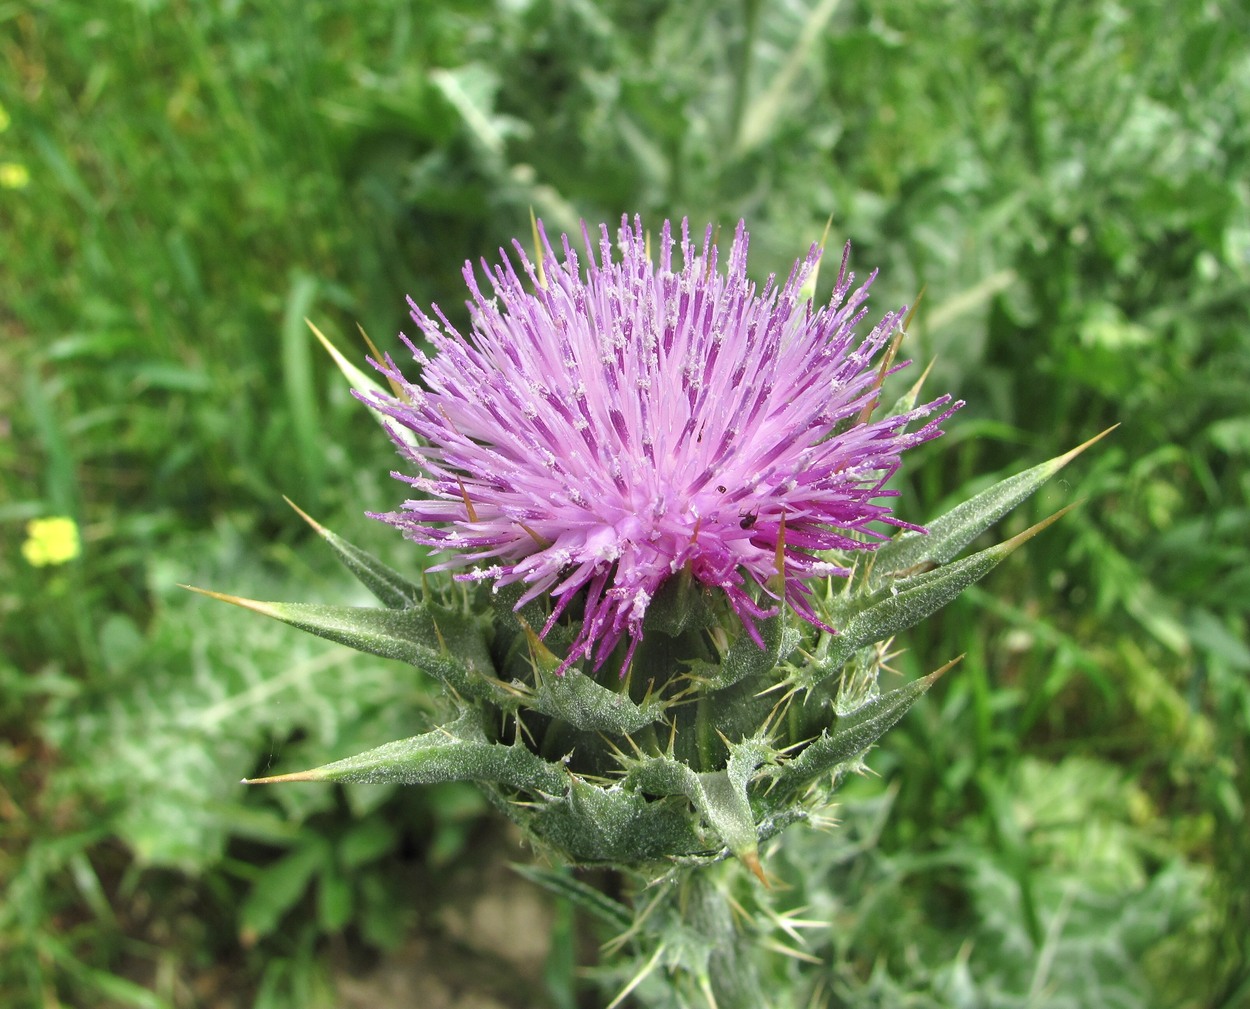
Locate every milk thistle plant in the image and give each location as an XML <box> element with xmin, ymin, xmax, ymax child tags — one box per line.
<box><xmin>200</xmin><ymin>216</ymin><xmax>1104</xmax><ymax>1008</ymax></box>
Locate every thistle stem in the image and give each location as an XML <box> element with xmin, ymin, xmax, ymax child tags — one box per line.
<box><xmin>681</xmin><ymin>867</ymin><xmax>768</xmax><ymax>1009</ymax></box>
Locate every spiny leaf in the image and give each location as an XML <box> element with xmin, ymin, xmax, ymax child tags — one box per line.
<box><xmin>245</xmin><ymin>715</ymin><xmax>567</xmax><ymax>793</ymax></box>
<box><xmin>184</xmin><ymin>588</ymin><xmax>504</xmax><ymax>704</ymax></box>
<box><xmin>697</xmin><ymin>769</ymin><xmax>766</xmax><ymax>883</ymax></box>
<box><xmin>526</xmin><ymin>777</ymin><xmax>709</xmax><ymax>864</ymax></box>
<box><xmin>871</xmin><ymin>427</ymin><xmax>1114</xmax><ymax>589</ymax></box>
<box><xmin>815</xmin><ymin>507</ymin><xmax>1075</xmax><ymax>682</ymax></box>
<box><xmin>284</xmin><ymin>497</ymin><xmax>422</xmax><ymax>609</ymax></box>
<box><xmin>530</xmin><ymin>666</ymin><xmax>666</xmax><ymax>734</ymax></box>
<box><xmin>626</xmin><ymin>754</ymin><xmax>703</xmax><ymax>802</ymax></box>
<box><xmin>768</xmin><ymin>657</ymin><xmax>959</xmax><ymax>798</ymax></box>
<box><xmin>625</xmin><ymin>757</ymin><xmax>765</xmax><ymax>878</ymax></box>
<box><xmin>725</xmin><ymin>737</ymin><xmax>782</xmax><ymax>884</ymax></box>
<box><xmin>514</xmin><ymin>618</ymin><xmax>665</xmax><ymax>733</ymax></box>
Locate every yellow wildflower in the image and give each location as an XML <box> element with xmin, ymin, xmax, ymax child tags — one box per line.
<box><xmin>22</xmin><ymin>516</ymin><xmax>81</xmax><ymax>566</ymax></box>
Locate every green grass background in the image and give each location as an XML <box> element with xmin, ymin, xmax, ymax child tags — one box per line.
<box><xmin>2</xmin><ymin>1</ymin><xmax>1247</xmax><ymax>1006</ymax></box>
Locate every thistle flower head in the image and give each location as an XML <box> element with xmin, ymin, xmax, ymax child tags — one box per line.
<box><xmin>364</xmin><ymin>217</ymin><xmax>956</xmax><ymax>673</ymax></box>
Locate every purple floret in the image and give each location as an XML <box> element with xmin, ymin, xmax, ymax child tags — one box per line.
<box><xmin>361</xmin><ymin>216</ymin><xmax>958</xmax><ymax>673</ymax></box>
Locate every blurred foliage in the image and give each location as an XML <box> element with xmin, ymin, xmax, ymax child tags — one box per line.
<box><xmin>2</xmin><ymin>0</ymin><xmax>1247</xmax><ymax>1006</ymax></box>
<box><xmin>768</xmin><ymin>773</ymin><xmax>1216</xmax><ymax>1009</ymax></box>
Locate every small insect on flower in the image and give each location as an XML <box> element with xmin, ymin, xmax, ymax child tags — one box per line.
<box><xmin>361</xmin><ymin>216</ymin><xmax>959</xmax><ymax>674</ymax></box>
